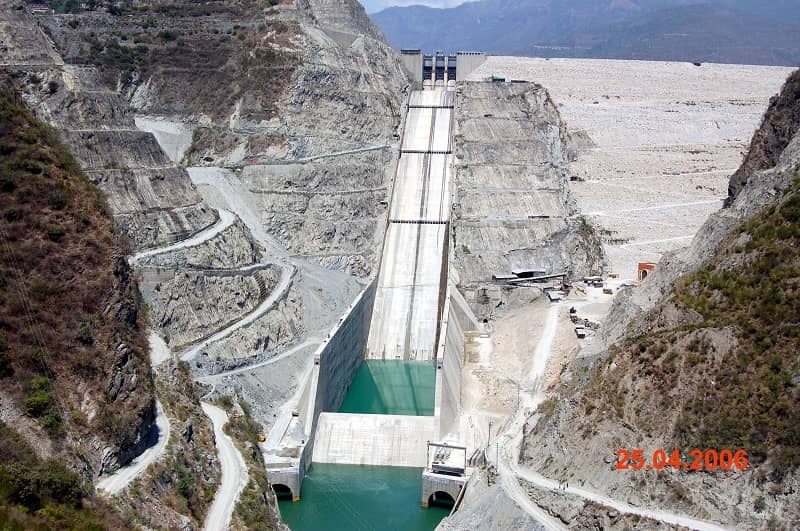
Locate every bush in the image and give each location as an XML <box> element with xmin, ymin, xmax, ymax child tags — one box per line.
<box><xmin>43</xmin><ymin>413</ymin><xmax>62</xmax><ymax>436</ymax></box>
<box><xmin>157</xmin><ymin>30</ymin><xmax>177</xmax><ymax>41</ymax></box>
<box><xmin>25</xmin><ymin>391</ymin><xmax>50</xmax><ymax>417</ymax></box>
<box><xmin>46</xmin><ymin>224</ymin><xmax>66</xmax><ymax>242</ymax></box>
<box><xmin>76</xmin><ymin>323</ymin><xmax>93</xmax><ymax>345</ymax></box>
<box><xmin>218</xmin><ymin>395</ymin><xmax>234</xmax><ymax>410</ymax></box>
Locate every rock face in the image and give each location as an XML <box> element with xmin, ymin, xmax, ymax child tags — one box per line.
<box><xmin>727</xmin><ymin>70</ymin><xmax>800</xmax><ymax>204</ymax></box>
<box><xmin>451</xmin><ymin>82</ymin><xmax>604</xmax><ymax>314</ymax></box>
<box><xmin>2</xmin><ymin>0</ymin><xmax>402</xmax><ymax>527</ymax></box>
<box><xmin>519</xmin><ymin>73</ymin><xmax>800</xmax><ymax>529</ymax></box>
<box><xmin>36</xmin><ymin>0</ymin><xmax>407</xmax><ymax>276</ymax></box>
<box><xmin>0</xmin><ymin>69</ymin><xmax>155</xmax><ymax>484</ymax></box>
<box><xmin>139</xmin><ymin>265</ymin><xmax>280</xmax><ymax>348</ymax></box>
<box><xmin>604</xmin><ymin>69</ymin><xmax>800</xmax><ymax>346</ymax></box>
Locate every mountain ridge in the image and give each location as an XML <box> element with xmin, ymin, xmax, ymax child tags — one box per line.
<box><xmin>371</xmin><ymin>0</ymin><xmax>800</xmax><ymax>66</ymax></box>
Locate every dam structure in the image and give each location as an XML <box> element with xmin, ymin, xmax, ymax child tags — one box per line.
<box><xmin>365</xmin><ymin>88</ymin><xmax>453</xmax><ymax>362</ymax></box>
<box><xmin>263</xmin><ymin>85</ymin><xmax>478</xmax><ymax>511</ymax></box>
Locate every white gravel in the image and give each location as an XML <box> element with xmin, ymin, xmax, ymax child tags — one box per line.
<box><xmin>468</xmin><ymin>57</ymin><xmax>795</xmax><ymax>279</ymax></box>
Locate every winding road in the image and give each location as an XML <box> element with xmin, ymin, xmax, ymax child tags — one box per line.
<box><xmin>129</xmin><ymin>209</ymin><xmax>236</xmax><ymax>264</ymax></box>
<box><xmin>179</xmin><ymin>263</ymin><xmax>294</xmax><ymax>362</ymax></box>
<box><xmin>201</xmin><ymin>403</ymin><xmax>249</xmax><ymax>531</ymax></box>
<box><xmin>97</xmin><ymin>400</ymin><xmax>171</xmax><ymax>496</ymax></box>
<box><xmin>488</xmin><ymin>302</ymin><xmax>730</xmax><ymax>531</ymax></box>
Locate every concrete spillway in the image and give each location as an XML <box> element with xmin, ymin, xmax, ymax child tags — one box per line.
<box><xmin>265</xmin><ymin>88</ymin><xmax>478</xmax><ymax>521</ymax></box>
<box><xmin>366</xmin><ymin>89</ymin><xmax>454</xmax><ymax>361</ymax></box>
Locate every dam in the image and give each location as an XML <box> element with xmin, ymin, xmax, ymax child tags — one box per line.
<box><xmin>263</xmin><ymin>84</ymin><xmax>477</xmax><ymax>528</ymax></box>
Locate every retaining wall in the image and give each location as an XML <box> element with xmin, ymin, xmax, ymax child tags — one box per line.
<box><xmin>435</xmin><ymin>282</ymin><xmax>479</xmax><ymax>438</ymax></box>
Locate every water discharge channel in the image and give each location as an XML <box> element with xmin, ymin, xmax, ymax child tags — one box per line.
<box><xmin>278</xmin><ymin>464</ymin><xmax>450</xmax><ymax>530</ymax></box>
<box><xmin>339</xmin><ymin>360</ymin><xmax>436</xmax><ymax>416</ymax></box>
<box><xmin>279</xmin><ymin>361</ymin><xmax>445</xmax><ymax>530</ymax></box>
<box><xmin>271</xmin><ymin>87</ymin><xmax>460</xmax><ymax>530</ymax></box>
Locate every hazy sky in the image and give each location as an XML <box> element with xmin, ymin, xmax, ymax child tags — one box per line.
<box><xmin>359</xmin><ymin>0</ymin><xmax>469</xmax><ymax>14</ymax></box>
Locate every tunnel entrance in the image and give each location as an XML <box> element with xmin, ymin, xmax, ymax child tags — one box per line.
<box><xmin>272</xmin><ymin>483</ymin><xmax>294</xmax><ymax>501</ymax></box>
<box><xmin>428</xmin><ymin>491</ymin><xmax>456</xmax><ymax>509</ymax></box>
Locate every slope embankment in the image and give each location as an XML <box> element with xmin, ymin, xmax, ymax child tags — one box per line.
<box><xmin>518</xmin><ymin>70</ymin><xmax>800</xmax><ymax>529</ymax></box>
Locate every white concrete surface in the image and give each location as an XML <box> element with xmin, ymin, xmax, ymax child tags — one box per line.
<box><xmin>312</xmin><ymin>412</ymin><xmax>438</xmax><ymax>467</ymax></box>
<box><xmin>96</xmin><ymin>401</ymin><xmax>171</xmax><ymax>495</ymax></box>
<box><xmin>134</xmin><ymin>116</ymin><xmax>193</xmax><ymax>164</ymax></box>
<box><xmin>201</xmin><ymin>402</ymin><xmax>249</xmax><ymax>531</ymax></box>
<box><xmin>367</xmin><ymin>88</ymin><xmax>454</xmax><ymax>361</ymax></box>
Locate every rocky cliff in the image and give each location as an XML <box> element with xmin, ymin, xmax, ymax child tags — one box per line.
<box><xmin>517</xmin><ymin>70</ymin><xmax>800</xmax><ymax>529</ymax></box>
<box><xmin>3</xmin><ymin>0</ymin><xmax>405</xmax><ymax>528</ymax></box>
<box><xmin>38</xmin><ymin>0</ymin><xmax>407</xmax><ymax>275</ymax></box>
<box><xmin>0</xmin><ymin>72</ymin><xmax>156</xmax><ymax>527</ymax></box>
<box><xmin>451</xmin><ymin>82</ymin><xmax>604</xmax><ymax>316</ymax></box>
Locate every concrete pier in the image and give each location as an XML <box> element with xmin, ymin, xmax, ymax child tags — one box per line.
<box><xmin>312</xmin><ymin>413</ymin><xmax>438</xmax><ymax>467</ymax></box>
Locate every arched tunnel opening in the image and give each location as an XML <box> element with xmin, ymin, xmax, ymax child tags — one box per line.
<box><xmin>428</xmin><ymin>491</ymin><xmax>456</xmax><ymax>509</ymax></box>
<box><xmin>272</xmin><ymin>483</ymin><xmax>294</xmax><ymax>501</ymax></box>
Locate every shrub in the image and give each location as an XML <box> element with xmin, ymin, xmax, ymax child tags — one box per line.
<box><xmin>25</xmin><ymin>391</ymin><xmax>50</xmax><ymax>417</ymax></box>
<box><xmin>43</xmin><ymin>412</ymin><xmax>62</xmax><ymax>436</ymax></box>
<box><xmin>46</xmin><ymin>224</ymin><xmax>66</xmax><ymax>242</ymax></box>
<box><xmin>76</xmin><ymin>323</ymin><xmax>93</xmax><ymax>345</ymax></box>
<box><xmin>157</xmin><ymin>30</ymin><xmax>178</xmax><ymax>41</ymax></box>
<box><xmin>218</xmin><ymin>395</ymin><xmax>234</xmax><ymax>410</ymax></box>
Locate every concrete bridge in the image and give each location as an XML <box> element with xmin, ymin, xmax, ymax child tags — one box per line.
<box><xmin>263</xmin><ymin>87</ymin><xmax>477</xmax><ymax>509</ymax></box>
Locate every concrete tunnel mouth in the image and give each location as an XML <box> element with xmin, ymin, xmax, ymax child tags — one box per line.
<box><xmin>428</xmin><ymin>491</ymin><xmax>456</xmax><ymax>509</ymax></box>
<box><xmin>272</xmin><ymin>483</ymin><xmax>294</xmax><ymax>501</ymax></box>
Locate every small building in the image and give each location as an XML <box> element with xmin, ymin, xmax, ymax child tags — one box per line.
<box><xmin>421</xmin><ymin>442</ymin><xmax>470</xmax><ymax>509</ymax></box>
<box><xmin>638</xmin><ymin>262</ymin><xmax>657</xmax><ymax>282</ymax></box>
<box><xmin>399</xmin><ymin>49</ymin><xmax>486</xmax><ymax>85</ymax></box>
<box><xmin>29</xmin><ymin>3</ymin><xmax>50</xmax><ymax>13</ymax></box>
<box><xmin>545</xmin><ymin>290</ymin><xmax>565</xmax><ymax>302</ymax></box>
<box><xmin>574</xmin><ymin>326</ymin><xmax>586</xmax><ymax>339</ymax></box>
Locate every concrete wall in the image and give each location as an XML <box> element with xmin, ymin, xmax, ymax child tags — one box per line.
<box><xmin>455</xmin><ymin>52</ymin><xmax>487</xmax><ymax>82</ymax></box>
<box><xmin>312</xmin><ymin>279</ymin><xmax>376</xmax><ymax>417</ymax></box>
<box><xmin>435</xmin><ymin>282</ymin><xmax>479</xmax><ymax>438</ymax></box>
<box><xmin>266</xmin><ymin>279</ymin><xmax>375</xmax><ymax>497</ymax></box>
<box><xmin>400</xmin><ymin>50</ymin><xmax>423</xmax><ymax>84</ymax></box>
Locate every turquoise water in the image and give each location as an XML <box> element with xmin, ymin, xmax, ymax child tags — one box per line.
<box><xmin>338</xmin><ymin>360</ymin><xmax>436</xmax><ymax>416</ymax></box>
<box><xmin>278</xmin><ymin>464</ymin><xmax>450</xmax><ymax>531</ymax></box>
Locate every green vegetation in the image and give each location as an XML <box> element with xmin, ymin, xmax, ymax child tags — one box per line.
<box><xmin>580</xmin><ymin>174</ymin><xmax>800</xmax><ymax>478</ymax></box>
<box><xmin>0</xmin><ymin>421</ymin><xmax>128</xmax><ymax>529</ymax></box>
<box><xmin>222</xmin><ymin>398</ymin><xmax>284</xmax><ymax>530</ymax></box>
<box><xmin>672</xmin><ymin>174</ymin><xmax>800</xmax><ymax>473</ymax></box>
<box><xmin>0</xmin><ymin>75</ymin><xmax>152</xmax><ymax>527</ymax></box>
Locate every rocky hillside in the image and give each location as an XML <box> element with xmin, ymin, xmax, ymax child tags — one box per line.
<box><xmin>0</xmin><ymin>72</ymin><xmax>152</xmax><ymax>527</ymax></box>
<box><xmin>519</xmin><ymin>70</ymin><xmax>800</xmax><ymax>529</ymax></box>
<box><xmin>37</xmin><ymin>0</ymin><xmax>408</xmax><ymax>275</ymax></box>
<box><xmin>452</xmin><ymin>81</ymin><xmax>604</xmax><ymax>316</ymax></box>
